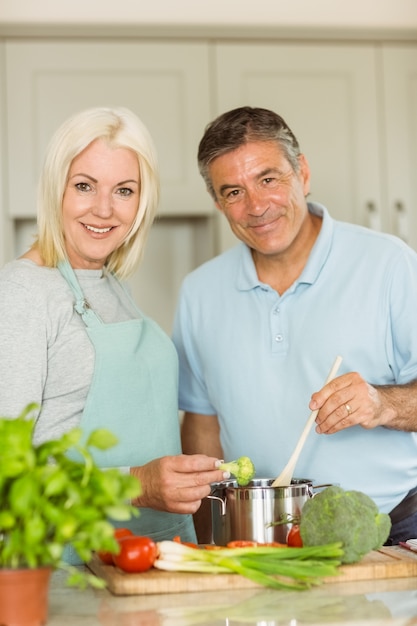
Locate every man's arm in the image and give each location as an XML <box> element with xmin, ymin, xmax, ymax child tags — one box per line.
<box><xmin>181</xmin><ymin>412</ymin><xmax>223</xmax><ymax>543</ymax></box>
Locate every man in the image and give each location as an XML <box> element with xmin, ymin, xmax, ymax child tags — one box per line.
<box><xmin>172</xmin><ymin>106</ymin><xmax>417</xmax><ymax>544</ymax></box>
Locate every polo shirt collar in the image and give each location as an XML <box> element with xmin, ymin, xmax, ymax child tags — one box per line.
<box><xmin>236</xmin><ymin>202</ymin><xmax>334</xmax><ymax>291</ymax></box>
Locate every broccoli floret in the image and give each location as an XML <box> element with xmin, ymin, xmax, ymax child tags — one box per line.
<box><xmin>218</xmin><ymin>456</ymin><xmax>256</xmax><ymax>486</ymax></box>
<box><xmin>299</xmin><ymin>485</ymin><xmax>391</xmax><ymax>564</ymax></box>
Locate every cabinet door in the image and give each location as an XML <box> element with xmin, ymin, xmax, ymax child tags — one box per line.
<box><xmin>0</xmin><ymin>42</ymin><xmax>12</xmax><ymax>267</ymax></box>
<box><xmin>382</xmin><ymin>44</ymin><xmax>417</xmax><ymax>250</ymax></box>
<box><xmin>5</xmin><ymin>41</ymin><xmax>212</xmax><ymax>218</ymax></box>
<box><xmin>214</xmin><ymin>43</ymin><xmax>383</xmax><ymax>251</ymax></box>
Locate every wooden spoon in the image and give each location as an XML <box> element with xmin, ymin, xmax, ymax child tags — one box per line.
<box><xmin>271</xmin><ymin>355</ymin><xmax>343</xmax><ymax>487</ymax></box>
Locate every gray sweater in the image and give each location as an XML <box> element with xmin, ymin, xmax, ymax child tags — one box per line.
<box><xmin>0</xmin><ymin>259</ymin><xmax>138</xmax><ymax>444</ymax></box>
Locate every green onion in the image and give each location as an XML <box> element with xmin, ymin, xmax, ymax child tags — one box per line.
<box><xmin>155</xmin><ymin>541</ymin><xmax>344</xmax><ymax>590</ymax></box>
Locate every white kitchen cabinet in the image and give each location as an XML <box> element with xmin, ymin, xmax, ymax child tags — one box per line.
<box><xmin>212</xmin><ymin>42</ymin><xmax>417</xmax><ymax>251</ymax></box>
<box><xmin>381</xmin><ymin>45</ymin><xmax>417</xmax><ymax>249</ymax></box>
<box><xmin>0</xmin><ymin>42</ymin><xmax>14</xmax><ymax>268</ymax></box>
<box><xmin>4</xmin><ymin>41</ymin><xmax>213</xmax><ymax>219</ymax></box>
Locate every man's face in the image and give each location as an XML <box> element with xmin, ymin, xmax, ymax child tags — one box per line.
<box><xmin>209</xmin><ymin>140</ymin><xmax>311</xmax><ymax>260</ymax></box>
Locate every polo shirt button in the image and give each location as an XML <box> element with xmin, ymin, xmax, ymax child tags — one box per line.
<box><xmin>275</xmin><ymin>334</ymin><xmax>283</xmax><ymax>342</ymax></box>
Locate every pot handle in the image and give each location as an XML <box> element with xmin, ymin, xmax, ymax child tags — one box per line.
<box><xmin>312</xmin><ymin>483</ymin><xmax>335</xmax><ymax>496</ymax></box>
<box><xmin>206</xmin><ymin>494</ymin><xmax>227</xmax><ymax>516</ymax></box>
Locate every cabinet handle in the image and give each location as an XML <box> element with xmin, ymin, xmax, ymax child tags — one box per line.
<box><xmin>366</xmin><ymin>201</ymin><xmax>382</xmax><ymax>232</ymax></box>
<box><xmin>394</xmin><ymin>201</ymin><xmax>408</xmax><ymax>243</ymax></box>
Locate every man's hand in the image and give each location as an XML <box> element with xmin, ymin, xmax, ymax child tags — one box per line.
<box><xmin>310</xmin><ymin>372</ymin><xmax>392</xmax><ymax>434</ymax></box>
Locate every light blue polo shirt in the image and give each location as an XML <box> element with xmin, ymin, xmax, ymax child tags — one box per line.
<box><xmin>172</xmin><ymin>203</ymin><xmax>417</xmax><ymax>513</ymax></box>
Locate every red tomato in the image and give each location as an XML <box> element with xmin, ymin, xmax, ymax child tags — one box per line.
<box><xmin>172</xmin><ymin>535</ymin><xmax>198</xmax><ymax>549</ymax></box>
<box><xmin>97</xmin><ymin>528</ymin><xmax>134</xmax><ymax>564</ymax></box>
<box><xmin>97</xmin><ymin>551</ymin><xmax>115</xmax><ymax>565</ymax></box>
<box><xmin>287</xmin><ymin>524</ymin><xmax>303</xmax><ymax>547</ymax></box>
<box><xmin>114</xmin><ymin>528</ymin><xmax>135</xmax><ymax>541</ymax></box>
<box><xmin>112</xmin><ymin>535</ymin><xmax>157</xmax><ymax>573</ymax></box>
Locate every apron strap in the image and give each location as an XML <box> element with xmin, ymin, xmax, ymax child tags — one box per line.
<box><xmin>57</xmin><ymin>261</ymin><xmax>103</xmax><ymax>327</ymax></box>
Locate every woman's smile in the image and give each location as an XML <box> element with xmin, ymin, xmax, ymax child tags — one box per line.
<box><xmin>82</xmin><ymin>223</ymin><xmax>115</xmax><ymax>234</ymax></box>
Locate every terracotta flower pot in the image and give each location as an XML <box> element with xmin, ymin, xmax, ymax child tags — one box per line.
<box><xmin>0</xmin><ymin>567</ymin><xmax>52</xmax><ymax>626</ymax></box>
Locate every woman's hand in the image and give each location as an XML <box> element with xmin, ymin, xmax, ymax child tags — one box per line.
<box><xmin>130</xmin><ymin>454</ymin><xmax>229</xmax><ymax>514</ymax></box>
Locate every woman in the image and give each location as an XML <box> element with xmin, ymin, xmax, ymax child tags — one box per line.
<box><xmin>0</xmin><ymin>107</ymin><xmax>227</xmax><ymax>553</ymax></box>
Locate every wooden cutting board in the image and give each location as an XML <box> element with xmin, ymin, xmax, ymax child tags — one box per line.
<box><xmin>87</xmin><ymin>546</ymin><xmax>417</xmax><ymax>596</ymax></box>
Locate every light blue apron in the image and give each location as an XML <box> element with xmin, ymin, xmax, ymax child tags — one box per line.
<box><xmin>58</xmin><ymin>261</ymin><xmax>196</xmax><ymax>563</ymax></box>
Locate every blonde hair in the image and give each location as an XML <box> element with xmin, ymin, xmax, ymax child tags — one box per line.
<box><xmin>35</xmin><ymin>106</ymin><xmax>159</xmax><ymax>279</ymax></box>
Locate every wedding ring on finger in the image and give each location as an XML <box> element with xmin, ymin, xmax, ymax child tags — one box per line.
<box><xmin>345</xmin><ymin>403</ymin><xmax>352</xmax><ymax>416</ymax></box>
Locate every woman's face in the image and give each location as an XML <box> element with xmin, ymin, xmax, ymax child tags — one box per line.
<box><xmin>62</xmin><ymin>138</ymin><xmax>140</xmax><ymax>270</ymax></box>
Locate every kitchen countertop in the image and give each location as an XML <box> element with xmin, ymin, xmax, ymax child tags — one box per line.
<box><xmin>47</xmin><ymin>567</ymin><xmax>417</xmax><ymax>625</ymax></box>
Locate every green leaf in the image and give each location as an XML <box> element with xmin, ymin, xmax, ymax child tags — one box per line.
<box><xmin>44</xmin><ymin>542</ymin><xmax>64</xmax><ymax>563</ymax></box>
<box><xmin>43</xmin><ymin>467</ymin><xmax>69</xmax><ymax>496</ymax></box>
<box><xmin>72</xmin><ymin>506</ymin><xmax>101</xmax><ymax>523</ymax></box>
<box><xmin>87</xmin><ymin>429</ymin><xmax>119</xmax><ymax>450</ymax></box>
<box><xmin>23</xmin><ymin>514</ymin><xmax>46</xmax><ymax>545</ymax></box>
<box><xmin>0</xmin><ymin>416</ymin><xmax>36</xmax><ymax>477</ymax></box>
<box><xmin>9</xmin><ymin>474</ymin><xmax>38</xmax><ymax>514</ymax></box>
<box><xmin>0</xmin><ymin>511</ymin><xmax>15</xmax><ymax>530</ymax></box>
<box><xmin>122</xmin><ymin>474</ymin><xmax>142</xmax><ymax>499</ymax></box>
<box><xmin>105</xmin><ymin>505</ymin><xmax>139</xmax><ymax>521</ymax></box>
<box><xmin>53</xmin><ymin>514</ymin><xmax>79</xmax><ymax>541</ymax></box>
<box><xmin>0</xmin><ymin>456</ymin><xmax>34</xmax><ymax>478</ymax></box>
<box><xmin>66</xmin><ymin>568</ymin><xmax>106</xmax><ymax>589</ymax></box>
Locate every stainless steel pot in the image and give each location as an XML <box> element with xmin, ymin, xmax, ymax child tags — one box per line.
<box><xmin>207</xmin><ymin>477</ymin><xmax>316</xmax><ymax>545</ymax></box>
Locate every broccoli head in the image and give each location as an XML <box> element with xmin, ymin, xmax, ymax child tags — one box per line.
<box><xmin>218</xmin><ymin>456</ymin><xmax>256</xmax><ymax>486</ymax></box>
<box><xmin>299</xmin><ymin>485</ymin><xmax>391</xmax><ymax>564</ymax></box>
